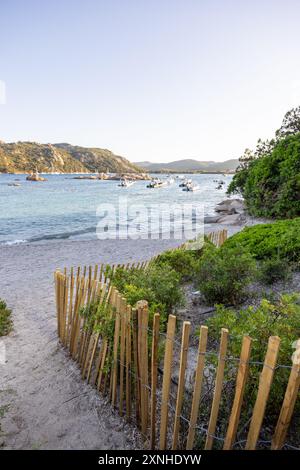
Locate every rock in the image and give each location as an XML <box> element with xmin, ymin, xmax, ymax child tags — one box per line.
<box><xmin>215</xmin><ymin>198</ymin><xmax>245</xmax><ymax>215</ymax></box>
<box><xmin>217</xmin><ymin>213</ymin><xmax>244</xmax><ymax>225</ymax></box>
<box><xmin>204</xmin><ymin>215</ymin><xmax>222</xmax><ymax>224</ymax></box>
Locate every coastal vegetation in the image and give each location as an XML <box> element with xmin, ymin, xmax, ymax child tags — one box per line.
<box><xmin>0</xmin><ymin>141</ymin><xmax>142</xmax><ymax>174</ymax></box>
<box><xmin>228</xmin><ymin>106</ymin><xmax>300</xmax><ymax>218</ymax></box>
<box><xmin>207</xmin><ymin>294</ymin><xmax>300</xmax><ymax>414</ymax></box>
<box><xmin>0</xmin><ymin>299</ymin><xmax>12</xmax><ymax>336</ymax></box>
<box><xmin>224</xmin><ymin>218</ymin><xmax>300</xmax><ymax>262</ymax></box>
<box><xmin>196</xmin><ymin>243</ymin><xmax>257</xmax><ymax>305</ymax></box>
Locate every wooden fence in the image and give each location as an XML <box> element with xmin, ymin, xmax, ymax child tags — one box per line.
<box><xmin>54</xmin><ymin>264</ymin><xmax>300</xmax><ymax>450</ymax></box>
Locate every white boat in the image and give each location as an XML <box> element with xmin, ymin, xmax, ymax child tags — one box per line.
<box><xmin>179</xmin><ymin>178</ymin><xmax>192</xmax><ymax>187</ymax></box>
<box><xmin>147</xmin><ymin>178</ymin><xmax>168</xmax><ymax>188</ymax></box>
<box><xmin>8</xmin><ymin>182</ymin><xmax>21</xmax><ymax>187</ymax></box>
<box><xmin>166</xmin><ymin>176</ymin><xmax>175</xmax><ymax>185</ymax></box>
<box><xmin>119</xmin><ymin>178</ymin><xmax>134</xmax><ymax>188</ymax></box>
<box><xmin>182</xmin><ymin>182</ymin><xmax>200</xmax><ymax>192</ymax></box>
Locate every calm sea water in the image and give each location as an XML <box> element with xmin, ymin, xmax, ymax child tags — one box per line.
<box><xmin>0</xmin><ymin>173</ymin><xmax>232</xmax><ymax>245</ymax></box>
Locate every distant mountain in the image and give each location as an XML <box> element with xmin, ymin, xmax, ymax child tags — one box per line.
<box><xmin>135</xmin><ymin>158</ymin><xmax>239</xmax><ymax>173</ymax></box>
<box><xmin>0</xmin><ymin>141</ymin><xmax>142</xmax><ymax>174</ymax></box>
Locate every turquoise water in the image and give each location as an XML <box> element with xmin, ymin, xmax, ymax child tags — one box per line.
<box><xmin>0</xmin><ymin>174</ymin><xmax>232</xmax><ymax>244</ymax></box>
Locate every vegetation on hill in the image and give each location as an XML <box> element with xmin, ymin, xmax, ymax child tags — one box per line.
<box><xmin>227</xmin><ymin>106</ymin><xmax>300</xmax><ymax>218</ymax></box>
<box><xmin>0</xmin><ymin>141</ymin><xmax>142</xmax><ymax>174</ymax></box>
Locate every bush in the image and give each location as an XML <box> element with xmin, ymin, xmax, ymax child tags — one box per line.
<box><xmin>207</xmin><ymin>294</ymin><xmax>300</xmax><ymax>417</ymax></box>
<box><xmin>110</xmin><ymin>264</ymin><xmax>184</xmax><ymax>324</ymax></box>
<box><xmin>196</xmin><ymin>244</ymin><xmax>257</xmax><ymax>305</ymax></box>
<box><xmin>154</xmin><ymin>248</ymin><xmax>199</xmax><ymax>281</ymax></box>
<box><xmin>0</xmin><ymin>299</ymin><xmax>12</xmax><ymax>336</ymax></box>
<box><xmin>258</xmin><ymin>257</ymin><xmax>292</xmax><ymax>285</ymax></box>
<box><xmin>224</xmin><ymin>218</ymin><xmax>300</xmax><ymax>263</ymax></box>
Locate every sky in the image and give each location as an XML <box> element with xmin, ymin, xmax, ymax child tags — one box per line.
<box><xmin>1</xmin><ymin>0</ymin><xmax>300</xmax><ymax>163</ymax></box>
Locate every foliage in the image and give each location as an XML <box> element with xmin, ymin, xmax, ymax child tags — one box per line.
<box><xmin>196</xmin><ymin>244</ymin><xmax>257</xmax><ymax>305</ymax></box>
<box><xmin>228</xmin><ymin>107</ymin><xmax>300</xmax><ymax>219</ymax></box>
<box><xmin>0</xmin><ymin>299</ymin><xmax>12</xmax><ymax>336</ymax></box>
<box><xmin>243</xmin><ymin>135</ymin><xmax>300</xmax><ymax>218</ymax></box>
<box><xmin>154</xmin><ymin>248</ymin><xmax>200</xmax><ymax>281</ymax></box>
<box><xmin>109</xmin><ymin>263</ymin><xmax>184</xmax><ymax>324</ymax></box>
<box><xmin>224</xmin><ymin>218</ymin><xmax>300</xmax><ymax>263</ymax></box>
<box><xmin>207</xmin><ymin>294</ymin><xmax>300</xmax><ymax>416</ymax></box>
<box><xmin>258</xmin><ymin>257</ymin><xmax>292</xmax><ymax>285</ymax></box>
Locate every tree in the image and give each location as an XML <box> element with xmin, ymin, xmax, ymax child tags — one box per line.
<box><xmin>276</xmin><ymin>106</ymin><xmax>300</xmax><ymax>139</ymax></box>
<box><xmin>228</xmin><ymin>106</ymin><xmax>300</xmax><ymax>199</ymax></box>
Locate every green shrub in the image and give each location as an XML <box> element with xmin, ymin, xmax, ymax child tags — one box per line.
<box><xmin>224</xmin><ymin>218</ymin><xmax>300</xmax><ymax>263</ymax></box>
<box><xmin>0</xmin><ymin>299</ymin><xmax>12</xmax><ymax>336</ymax></box>
<box><xmin>207</xmin><ymin>294</ymin><xmax>300</xmax><ymax>417</ymax></box>
<box><xmin>154</xmin><ymin>248</ymin><xmax>199</xmax><ymax>281</ymax></box>
<box><xmin>110</xmin><ymin>264</ymin><xmax>184</xmax><ymax>324</ymax></box>
<box><xmin>258</xmin><ymin>257</ymin><xmax>292</xmax><ymax>285</ymax></box>
<box><xmin>196</xmin><ymin>244</ymin><xmax>257</xmax><ymax>305</ymax></box>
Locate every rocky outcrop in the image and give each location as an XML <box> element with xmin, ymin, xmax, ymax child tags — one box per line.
<box><xmin>204</xmin><ymin>199</ymin><xmax>246</xmax><ymax>225</ymax></box>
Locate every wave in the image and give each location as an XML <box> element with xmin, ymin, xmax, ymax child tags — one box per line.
<box><xmin>1</xmin><ymin>239</ymin><xmax>27</xmax><ymax>246</ymax></box>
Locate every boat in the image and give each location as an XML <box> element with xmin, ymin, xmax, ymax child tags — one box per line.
<box><xmin>8</xmin><ymin>182</ymin><xmax>21</xmax><ymax>187</ymax></box>
<box><xmin>118</xmin><ymin>178</ymin><xmax>135</xmax><ymax>188</ymax></box>
<box><xmin>166</xmin><ymin>176</ymin><xmax>175</xmax><ymax>185</ymax></box>
<box><xmin>147</xmin><ymin>178</ymin><xmax>167</xmax><ymax>188</ymax></box>
<box><xmin>179</xmin><ymin>178</ymin><xmax>192</xmax><ymax>187</ymax></box>
<box><xmin>182</xmin><ymin>182</ymin><xmax>200</xmax><ymax>192</ymax></box>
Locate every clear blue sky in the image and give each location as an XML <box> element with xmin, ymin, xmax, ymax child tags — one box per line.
<box><xmin>1</xmin><ymin>0</ymin><xmax>300</xmax><ymax>162</ymax></box>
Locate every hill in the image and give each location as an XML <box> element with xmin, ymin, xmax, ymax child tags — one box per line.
<box><xmin>0</xmin><ymin>141</ymin><xmax>142</xmax><ymax>174</ymax></box>
<box><xmin>135</xmin><ymin>158</ymin><xmax>238</xmax><ymax>173</ymax></box>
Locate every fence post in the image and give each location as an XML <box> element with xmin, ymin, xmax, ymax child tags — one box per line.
<box><xmin>245</xmin><ymin>336</ymin><xmax>281</xmax><ymax>450</ymax></box>
<box><xmin>150</xmin><ymin>313</ymin><xmax>160</xmax><ymax>449</ymax></box>
<box><xmin>271</xmin><ymin>343</ymin><xmax>300</xmax><ymax>450</ymax></box>
<box><xmin>172</xmin><ymin>321</ymin><xmax>191</xmax><ymax>450</ymax></box>
<box><xmin>111</xmin><ymin>293</ymin><xmax>121</xmax><ymax>407</ymax></box>
<box><xmin>186</xmin><ymin>325</ymin><xmax>208</xmax><ymax>450</ymax></box>
<box><xmin>137</xmin><ymin>301</ymin><xmax>149</xmax><ymax>436</ymax></box>
<box><xmin>205</xmin><ymin>328</ymin><xmax>229</xmax><ymax>450</ymax></box>
<box><xmin>119</xmin><ymin>297</ymin><xmax>127</xmax><ymax>416</ymax></box>
<box><xmin>159</xmin><ymin>314</ymin><xmax>176</xmax><ymax>450</ymax></box>
<box><xmin>223</xmin><ymin>335</ymin><xmax>252</xmax><ymax>450</ymax></box>
<box><xmin>132</xmin><ymin>308</ymin><xmax>140</xmax><ymax>427</ymax></box>
<box><xmin>126</xmin><ymin>304</ymin><xmax>132</xmax><ymax>420</ymax></box>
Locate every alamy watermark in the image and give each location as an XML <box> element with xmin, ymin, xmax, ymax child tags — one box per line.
<box><xmin>96</xmin><ymin>197</ymin><xmax>204</xmax><ymax>249</ymax></box>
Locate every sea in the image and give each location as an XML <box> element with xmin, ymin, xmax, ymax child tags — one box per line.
<box><xmin>0</xmin><ymin>173</ymin><xmax>233</xmax><ymax>245</ymax></box>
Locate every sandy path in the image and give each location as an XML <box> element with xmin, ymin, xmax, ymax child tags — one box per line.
<box><xmin>0</xmin><ymin>238</ymin><xmax>181</xmax><ymax>450</ymax></box>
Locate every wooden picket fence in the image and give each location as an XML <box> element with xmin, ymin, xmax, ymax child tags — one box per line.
<box><xmin>54</xmin><ymin>256</ymin><xmax>300</xmax><ymax>451</ymax></box>
<box><xmin>206</xmin><ymin>228</ymin><xmax>228</xmax><ymax>247</ymax></box>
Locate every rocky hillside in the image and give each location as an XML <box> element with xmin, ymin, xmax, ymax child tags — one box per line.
<box><xmin>0</xmin><ymin>141</ymin><xmax>142</xmax><ymax>174</ymax></box>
